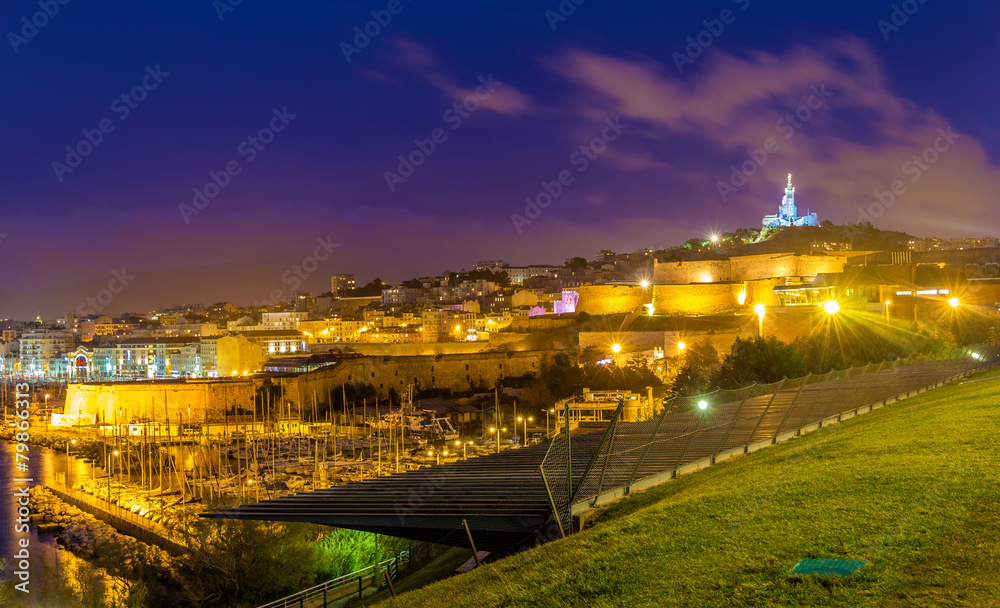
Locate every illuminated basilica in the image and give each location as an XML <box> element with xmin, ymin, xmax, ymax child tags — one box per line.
<box><xmin>762</xmin><ymin>174</ymin><xmax>819</xmax><ymax>227</ymax></box>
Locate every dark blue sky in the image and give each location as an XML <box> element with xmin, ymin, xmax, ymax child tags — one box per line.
<box><xmin>2</xmin><ymin>0</ymin><xmax>999</xmax><ymax>317</ymax></box>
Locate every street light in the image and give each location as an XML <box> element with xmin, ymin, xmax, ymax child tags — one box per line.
<box><xmin>611</xmin><ymin>343</ymin><xmax>621</xmax><ymax>354</ymax></box>
<box><xmin>522</xmin><ymin>417</ymin><xmax>533</xmax><ymax>446</ymax></box>
<box><xmin>489</xmin><ymin>427</ymin><xmax>499</xmax><ymax>453</ymax></box>
<box><xmin>885</xmin><ymin>300</ymin><xmax>892</xmax><ymax>322</ymax></box>
<box><xmin>697</xmin><ymin>400</ymin><xmax>708</xmax><ymax>411</ymax></box>
<box><xmin>545</xmin><ymin>408</ymin><xmax>554</xmax><ymax>438</ymax></box>
<box><xmin>754</xmin><ymin>303</ymin><xmax>766</xmax><ymax>338</ymax></box>
<box><xmin>949</xmin><ymin>297</ymin><xmax>961</xmax><ymax>308</ymax></box>
<box><xmin>677</xmin><ymin>341</ymin><xmax>686</xmax><ymax>354</ymax></box>
<box><xmin>65</xmin><ymin>439</ymin><xmax>76</xmax><ymax>484</ymax></box>
<box><xmin>823</xmin><ymin>300</ymin><xmax>840</xmax><ymax>315</ymax></box>
<box><xmin>640</xmin><ymin>280</ymin><xmax>649</xmax><ymax>289</ymax></box>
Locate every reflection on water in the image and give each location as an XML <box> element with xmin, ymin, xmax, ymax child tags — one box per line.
<box><xmin>0</xmin><ymin>440</ymin><xmax>96</xmax><ymax>599</ymax></box>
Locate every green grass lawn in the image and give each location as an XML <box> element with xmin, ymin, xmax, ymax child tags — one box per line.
<box><xmin>376</xmin><ymin>371</ymin><xmax>1000</xmax><ymax>608</ymax></box>
<box><xmin>352</xmin><ymin>546</ymin><xmax>472</xmax><ymax>606</ymax></box>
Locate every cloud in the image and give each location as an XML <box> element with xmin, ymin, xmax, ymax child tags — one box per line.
<box><xmin>546</xmin><ymin>37</ymin><xmax>1000</xmax><ymax>238</ymax></box>
<box><xmin>387</xmin><ymin>38</ymin><xmax>532</xmax><ymax>117</ymax></box>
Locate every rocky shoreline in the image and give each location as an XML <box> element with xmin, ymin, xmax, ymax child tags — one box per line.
<box><xmin>31</xmin><ymin>486</ymin><xmax>178</xmax><ymax>575</ymax></box>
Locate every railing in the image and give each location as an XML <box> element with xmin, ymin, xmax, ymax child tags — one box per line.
<box><xmin>45</xmin><ymin>478</ymin><xmax>187</xmax><ymax>552</ymax></box>
<box><xmin>543</xmin><ymin>348</ymin><xmax>998</xmax><ymax>528</ymax></box>
<box><xmin>257</xmin><ymin>551</ymin><xmax>409</xmax><ymax>608</ymax></box>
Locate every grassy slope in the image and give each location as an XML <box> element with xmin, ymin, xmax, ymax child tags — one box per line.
<box><xmin>377</xmin><ymin>372</ymin><xmax>1000</xmax><ymax>608</ymax></box>
<box><xmin>353</xmin><ymin>547</ymin><xmax>471</xmax><ymax>606</ymax></box>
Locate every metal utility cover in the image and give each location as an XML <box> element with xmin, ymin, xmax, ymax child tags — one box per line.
<box><xmin>791</xmin><ymin>558</ymin><xmax>867</xmax><ymax>577</ymax></box>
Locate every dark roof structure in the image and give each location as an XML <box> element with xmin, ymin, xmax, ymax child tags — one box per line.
<box><xmin>202</xmin><ymin>440</ymin><xmax>585</xmax><ymax>553</ymax></box>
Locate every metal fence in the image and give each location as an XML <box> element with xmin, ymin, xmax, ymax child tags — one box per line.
<box><xmin>541</xmin><ymin>348</ymin><xmax>998</xmax><ymax>533</ymax></box>
<box><xmin>45</xmin><ymin>478</ymin><xmax>187</xmax><ymax>553</ymax></box>
<box><xmin>257</xmin><ymin>551</ymin><xmax>409</xmax><ymax>608</ymax></box>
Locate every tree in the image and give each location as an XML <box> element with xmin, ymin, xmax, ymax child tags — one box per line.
<box><xmin>355</xmin><ymin>278</ymin><xmax>389</xmax><ymax>296</ymax></box>
<box><xmin>400</xmin><ymin>278</ymin><xmax>424</xmax><ymax>288</ymax></box>
<box><xmin>180</xmin><ymin>519</ymin><xmax>317</xmax><ymax>607</ymax></box>
<box><xmin>684</xmin><ymin>238</ymin><xmax>706</xmax><ymax>252</ymax></box>
<box><xmin>712</xmin><ymin>336</ymin><xmax>808</xmax><ymax>389</ymax></box>
<box><xmin>314</xmin><ymin>530</ymin><xmax>409</xmax><ymax>581</ymax></box>
<box><xmin>580</xmin><ymin>358</ymin><xmax>665</xmax><ymax>396</ymax></box>
<box><xmin>947</xmin><ymin>309</ymin><xmax>1000</xmax><ymax>348</ymax></box>
<box><xmin>670</xmin><ymin>339</ymin><xmax>719</xmax><ymax>396</ymax></box>
<box><xmin>578</xmin><ymin>345</ymin><xmax>606</xmax><ymax>365</ymax></box>
<box><xmin>793</xmin><ymin>322</ymin><xmax>911</xmax><ymax>373</ymax></box>
<box><xmin>565</xmin><ymin>257</ymin><xmax>589</xmax><ymax>269</ymax></box>
<box><xmin>988</xmin><ymin>313</ymin><xmax>1000</xmax><ymax>347</ymax></box>
<box><xmin>522</xmin><ymin>354</ymin><xmax>584</xmax><ymax>406</ymax></box>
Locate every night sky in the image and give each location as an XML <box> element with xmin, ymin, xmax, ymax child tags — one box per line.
<box><xmin>2</xmin><ymin>0</ymin><xmax>999</xmax><ymax>318</ymax></box>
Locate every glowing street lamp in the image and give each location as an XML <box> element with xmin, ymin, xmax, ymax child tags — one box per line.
<box><xmin>489</xmin><ymin>427</ymin><xmax>500</xmax><ymax>453</ymax></box>
<box><xmin>885</xmin><ymin>300</ymin><xmax>892</xmax><ymax>322</ymax></box>
<box><xmin>754</xmin><ymin>303</ymin><xmax>766</xmax><ymax>338</ymax></box>
<box><xmin>611</xmin><ymin>343</ymin><xmax>621</xmax><ymax>354</ymax></box>
<box><xmin>823</xmin><ymin>300</ymin><xmax>841</xmax><ymax>315</ymax></box>
<box><xmin>677</xmin><ymin>341</ymin><xmax>686</xmax><ymax>354</ymax></box>
<box><xmin>949</xmin><ymin>297</ymin><xmax>961</xmax><ymax>308</ymax></box>
<box><xmin>517</xmin><ymin>416</ymin><xmax>533</xmax><ymax>447</ymax></box>
<box><xmin>640</xmin><ymin>280</ymin><xmax>649</xmax><ymax>288</ymax></box>
<box><xmin>697</xmin><ymin>400</ymin><xmax>708</xmax><ymax>411</ymax></box>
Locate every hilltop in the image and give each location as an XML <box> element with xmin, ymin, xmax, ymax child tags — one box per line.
<box><xmin>655</xmin><ymin>224</ymin><xmax>917</xmax><ymax>261</ymax></box>
<box><xmin>734</xmin><ymin>224</ymin><xmax>914</xmax><ymax>256</ymax></box>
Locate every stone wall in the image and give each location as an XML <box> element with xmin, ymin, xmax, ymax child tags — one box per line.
<box><xmin>341</xmin><ymin>342</ymin><xmax>492</xmax><ymax>357</ymax></box>
<box><xmin>276</xmin><ymin>350</ymin><xmax>565</xmax><ymax>407</ymax></box>
<box><xmin>577</xmin><ymin>285</ymin><xmax>649</xmax><ymax>315</ymax></box>
<box><xmin>651</xmin><ymin>284</ymin><xmax>743</xmax><ymax>316</ymax></box>
<box><xmin>652</xmin><ymin>253</ymin><xmax>849</xmax><ymax>285</ymax></box>
<box><xmin>653</xmin><ymin>259</ymin><xmax>731</xmax><ymax>284</ymax></box>
<box><xmin>508</xmin><ymin>315</ymin><xmax>579</xmax><ymax>333</ymax></box>
<box><xmin>580</xmin><ymin>307</ymin><xmax>822</xmax><ymax>360</ymax></box>
<box><xmin>580</xmin><ymin>325</ymin><xmax>758</xmax><ymax>359</ymax></box>
<box><xmin>65</xmin><ymin>380</ymin><xmax>254</xmax><ymax>425</ymax></box>
<box><xmin>647</xmin><ymin>278</ymin><xmax>785</xmax><ymax>317</ymax></box>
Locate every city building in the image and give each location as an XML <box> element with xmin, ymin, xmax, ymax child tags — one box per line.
<box><xmin>92</xmin><ymin>337</ymin><xmax>204</xmax><ymax>379</ymax></box>
<box><xmin>18</xmin><ymin>327</ymin><xmax>75</xmax><ymax>376</ymax></box>
<box><xmin>811</xmin><ymin>240</ymin><xmax>853</xmax><ymax>252</ymax></box>
<box><xmin>502</xmin><ymin>265</ymin><xmax>560</xmax><ymax>284</ymax></box>
<box><xmin>908</xmin><ymin>237</ymin><xmax>1000</xmax><ymax>252</ymax></box>
<box><xmin>331</xmin><ymin>273</ymin><xmax>356</xmax><ymax>296</ymax></box>
<box><xmin>381</xmin><ymin>287</ymin><xmax>427</xmax><ymax>305</ymax></box>
<box><xmin>553</xmin><ymin>290</ymin><xmax>580</xmax><ymax>314</ymax></box>
<box><xmin>238</xmin><ymin>329</ymin><xmax>309</xmax><ymax>356</ymax></box>
<box><xmin>473</xmin><ymin>260</ymin><xmax>507</xmax><ymax>271</ymax></box>
<box><xmin>260</xmin><ymin>311</ymin><xmax>310</xmax><ymax>331</ymax></box>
